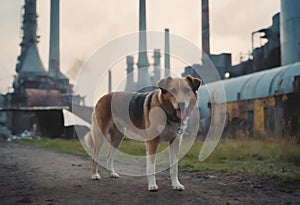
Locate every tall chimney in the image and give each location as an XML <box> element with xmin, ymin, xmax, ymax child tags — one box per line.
<box><xmin>137</xmin><ymin>0</ymin><xmax>150</xmax><ymax>87</ymax></box>
<box><xmin>108</xmin><ymin>70</ymin><xmax>112</xmax><ymax>93</ymax></box>
<box><xmin>125</xmin><ymin>56</ymin><xmax>135</xmax><ymax>91</ymax></box>
<box><xmin>280</xmin><ymin>0</ymin><xmax>300</xmax><ymax>65</ymax></box>
<box><xmin>153</xmin><ymin>49</ymin><xmax>161</xmax><ymax>82</ymax></box>
<box><xmin>49</xmin><ymin>0</ymin><xmax>63</xmax><ymax>79</ymax></box>
<box><xmin>202</xmin><ymin>0</ymin><xmax>210</xmax><ymax>54</ymax></box>
<box><xmin>164</xmin><ymin>28</ymin><xmax>170</xmax><ymax>77</ymax></box>
<box><xmin>15</xmin><ymin>0</ymin><xmax>46</xmax><ymax>75</ymax></box>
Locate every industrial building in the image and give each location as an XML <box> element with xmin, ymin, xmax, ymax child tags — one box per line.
<box><xmin>0</xmin><ymin>0</ymin><xmax>299</xmax><ymax>140</ymax></box>
<box><xmin>197</xmin><ymin>0</ymin><xmax>300</xmax><ymax>139</ymax></box>
<box><xmin>0</xmin><ymin>0</ymin><xmax>87</xmax><ymax>138</ymax></box>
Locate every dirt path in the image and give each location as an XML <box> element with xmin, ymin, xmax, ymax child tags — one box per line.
<box><xmin>0</xmin><ymin>140</ymin><xmax>299</xmax><ymax>205</ymax></box>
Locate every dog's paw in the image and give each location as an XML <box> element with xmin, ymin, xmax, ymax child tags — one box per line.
<box><xmin>172</xmin><ymin>183</ymin><xmax>185</xmax><ymax>191</ymax></box>
<box><xmin>110</xmin><ymin>172</ymin><xmax>120</xmax><ymax>178</ymax></box>
<box><xmin>91</xmin><ymin>173</ymin><xmax>101</xmax><ymax>180</ymax></box>
<box><xmin>148</xmin><ymin>184</ymin><xmax>159</xmax><ymax>192</ymax></box>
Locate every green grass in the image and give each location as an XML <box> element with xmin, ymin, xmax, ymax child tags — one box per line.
<box><xmin>17</xmin><ymin>138</ymin><xmax>300</xmax><ymax>180</ymax></box>
<box><xmin>17</xmin><ymin>138</ymin><xmax>87</xmax><ymax>156</ymax></box>
<box><xmin>180</xmin><ymin>139</ymin><xmax>300</xmax><ymax>180</ymax></box>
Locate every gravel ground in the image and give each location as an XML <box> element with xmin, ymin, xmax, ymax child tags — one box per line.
<box><xmin>0</xmin><ymin>140</ymin><xmax>299</xmax><ymax>205</ymax></box>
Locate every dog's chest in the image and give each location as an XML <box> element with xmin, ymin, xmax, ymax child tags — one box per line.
<box><xmin>158</xmin><ymin>120</ymin><xmax>187</xmax><ymax>141</ymax></box>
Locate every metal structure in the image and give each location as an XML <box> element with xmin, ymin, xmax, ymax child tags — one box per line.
<box><xmin>137</xmin><ymin>0</ymin><xmax>151</xmax><ymax>87</ymax></box>
<box><xmin>0</xmin><ymin>0</ymin><xmax>85</xmax><ymax>137</ymax></box>
<box><xmin>228</xmin><ymin>12</ymin><xmax>281</xmax><ymax>77</ymax></box>
<box><xmin>164</xmin><ymin>28</ymin><xmax>170</xmax><ymax>77</ymax></box>
<box><xmin>12</xmin><ymin>0</ymin><xmax>73</xmax><ymax>107</ymax></box>
<box><xmin>48</xmin><ymin>0</ymin><xmax>69</xmax><ymax>87</ymax></box>
<box><xmin>13</xmin><ymin>0</ymin><xmax>49</xmax><ymax>94</ymax></box>
<box><xmin>125</xmin><ymin>56</ymin><xmax>135</xmax><ymax>91</ymax></box>
<box><xmin>153</xmin><ymin>49</ymin><xmax>161</xmax><ymax>83</ymax></box>
<box><xmin>197</xmin><ymin>0</ymin><xmax>300</xmax><ymax>139</ymax></box>
<box><xmin>280</xmin><ymin>0</ymin><xmax>300</xmax><ymax>65</ymax></box>
<box><xmin>199</xmin><ymin>63</ymin><xmax>300</xmax><ymax>138</ymax></box>
<box><xmin>201</xmin><ymin>0</ymin><xmax>210</xmax><ymax>54</ymax></box>
<box><xmin>185</xmin><ymin>0</ymin><xmax>231</xmax><ymax>81</ymax></box>
<box><xmin>2</xmin><ymin>0</ymin><xmax>299</xmax><ymax>139</ymax></box>
<box><xmin>125</xmin><ymin>0</ymin><xmax>169</xmax><ymax>92</ymax></box>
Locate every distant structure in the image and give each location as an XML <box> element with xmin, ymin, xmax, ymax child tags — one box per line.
<box><xmin>201</xmin><ymin>0</ymin><xmax>210</xmax><ymax>54</ymax></box>
<box><xmin>13</xmin><ymin>0</ymin><xmax>50</xmax><ymax>101</ymax></box>
<box><xmin>125</xmin><ymin>0</ymin><xmax>170</xmax><ymax>92</ymax></box>
<box><xmin>228</xmin><ymin>12</ymin><xmax>281</xmax><ymax>77</ymax></box>
<box><xmin>0</xmin><ymin>0</ymin><xmax>86</xmax><ymax>137</ymax></box>
<box><xmin>153</xmin><ymin>49</ymin><xmax>161</xmax><ymax>83</ymax></box>
<box><xmin>125</xmin><ymin>56</ymin><xmax>135</xmax><ymax>91</ymax></box>
<box><xmin>137</xmin><ymin>0</ymin><xmax>151</xmax><ymax>88</ymax></box>
<box><xmin>48</xmin><ymin>0</ymin><xmax>71</xmax><ymax>91</ymax></box>
<box><xmin>183</xmin><ymin>0</ymin><xmax>231</xmax><ymax>82</ymax></box>
<box><xmin>164</xmin><ymin>28</ymin><xmax>170</xmax><ymax>77</ymax></box>
<box><xmin>197</xmin><ymin>0</ymin><xmax>300</xmax><ymax>139</ymax></box>
<box><xmin>12</xmin><ymin>0</ymin><xmax>74</xmax><ymax>107</ymax></box>
<box><xmin>280</xmin><ymin>0</ymin><xmax>300</xmax><ymax>65</ymax></box>
<box><xmin>183</xmin><ymin>0</ymin><xmax>283</xmax><ymax>81</ymax></box>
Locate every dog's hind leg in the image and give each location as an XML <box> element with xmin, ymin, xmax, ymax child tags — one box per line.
<box><xmin>107</xmin><ymin>126</ymin><xmax>124</xmax><ymax>178</ymax></box>
<box><xmin>91</xmin><ymin>140</ymin><xmax>103</xmax><ymax>180</ymax></box>
<box><xmin>91</xmin><ymin>112</ymin><xmax>104</xmax><ymax>180</ymax></box>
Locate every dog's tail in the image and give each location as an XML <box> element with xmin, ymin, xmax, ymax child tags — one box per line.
<box><xmin>84</xmin><ymin>110</ymin><xmax>99</xmax><ymax>151</ymax></box>
<box><xmin>84</xmin><ymin>131</ymin><xmax>94</xmax><ymax>150</ymax></box>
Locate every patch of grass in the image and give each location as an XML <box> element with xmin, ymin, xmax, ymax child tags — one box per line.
<box><xmin>118</xmin><ymin>140</ymin><xmax>169</xmax><ymax>156</ymax></box>
<box><xmin>180</xmin><ymin>139</ymin><xmax>300</xmax><ymax>180</ymax></box>
<box><xmin>16</xmin><ymin>138</ymin><xmax>300</xmax><ymax>180</ymax></box>
<box><xmin>17</xmin><ymin>138</ymin><xmax>87</xmax><ymax>156</ymax></box>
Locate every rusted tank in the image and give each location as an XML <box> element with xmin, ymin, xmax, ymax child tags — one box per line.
<box><xmin>199</xmin><ymin>62</ymin><xmax>300</xmax><ymax>138</ymax></box>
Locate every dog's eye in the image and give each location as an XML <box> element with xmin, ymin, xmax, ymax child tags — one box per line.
<box><xmin>170</xmin><ymin>89</ymin><xmax>177</xmax><ymax>94</ymax></box>
<box><xmin>183</xmin><ymin>87</ymin><xmax>191</xmax><ymax>93</ymax></box>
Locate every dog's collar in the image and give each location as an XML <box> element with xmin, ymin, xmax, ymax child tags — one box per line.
<box><xmin>157</xmin><ymin>90</ymin><xmax>182</xmax><ymax>124</ymax></box>
<box><xmin>167</xmin><ymin>115</ymin><xmax>181</xmax><ymax>123</ymax></box>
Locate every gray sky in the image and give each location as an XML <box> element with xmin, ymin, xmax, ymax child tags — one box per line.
<box><xmin>0</xmin><ymin>0</ymin><xmax>280</xmax><ymax>98</ymax></box>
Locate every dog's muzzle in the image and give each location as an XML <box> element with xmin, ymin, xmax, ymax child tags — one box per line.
<box><xmin>176</xmin><ymin>102</ymin><xmax>187</xmax><ymax>120</ymax></box>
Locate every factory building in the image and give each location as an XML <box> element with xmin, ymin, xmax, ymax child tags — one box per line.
<box><xmin>198</xmin><ymin>0</ymin><xmax>300</xmax><ymax>139</ymax></box>
<box><xmin>0</xmin><ymin>0</ymin><xmax>299</xmax><ymax>139</ymax></box>
<box><xmin>0</xmin><ymin>0</ymin><xmax>86</xmax><ymax>138</ymax></box>
<box><xmin>125</xmin><ymin>1</ymin><xmax>171</xmax><ymax>92</ymax></box>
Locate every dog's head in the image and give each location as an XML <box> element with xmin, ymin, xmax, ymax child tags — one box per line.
<box><xmin>157</xmin><ymin>75</ymin><xmax>202</xmax><ymax>120</ymax></box>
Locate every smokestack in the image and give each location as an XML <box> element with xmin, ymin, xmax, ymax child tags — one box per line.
<box><xmin>49</xmin><ymin>0</ymin><xmax>64</xmax><ymax>79</ymax></box>
<box><xmin>15</xmin><ymin>0</ymin><xmax>46</xmax><ymax>74</ymax></box>
<box><xmin>280</xmin><ymin>0</ymin><xmax>300</xmax><ymax>65</ymax></box>
<box><xmin>153</xmin><ymin>49</ymin><xmax>161</xmax><ymax>82</ymax></box>
<box><xmin>164</xmin><ymin>28</ymin><xmax>170</xmax><ymax>77</ymax></box>
<box><xmin>108</xmin><ymin>70</ymin><xmax>112</xmax><ymax>93</ymax></box>
<box><xmin>125</xmin><ymin>56</ymin><xmax>135</xmax><ymax>91</ymax></box>
<box><xmin>137</xmin><ymin>0</ymin><xmax>150</xmax><ymax>87</ymax></box>
<box><xmin>202</xmin><ymin>0</ymin><xmax>210</xmax><ymax>54</ymax></box>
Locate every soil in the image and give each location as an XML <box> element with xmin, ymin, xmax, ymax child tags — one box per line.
<box><xmin>0</xmin><ymin>140</ymin><xmax>299</xmax><ymax>205</ymax></box>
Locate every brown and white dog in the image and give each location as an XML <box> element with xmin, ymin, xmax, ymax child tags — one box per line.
<box><xmin>84</xmin><ymin>75</ymin><xmax>201</xmax><ymax>191</ymax></box>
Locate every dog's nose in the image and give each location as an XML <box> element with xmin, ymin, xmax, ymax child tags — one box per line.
<box><xmin>178</xmin><ymin>102</ymin><xmax>186</xmax><ymax>110</ymax></box>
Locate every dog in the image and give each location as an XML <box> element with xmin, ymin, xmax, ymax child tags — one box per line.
<box><xmin>84</xmin><ymin>75</ymin><xmax>201</xmax><ymax>191</ymax></box>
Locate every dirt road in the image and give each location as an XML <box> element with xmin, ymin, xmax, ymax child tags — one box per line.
<box><xmin>0</xmin><ymin>140</ymin><xmax>299</xmax><ymax>205</ymax></box>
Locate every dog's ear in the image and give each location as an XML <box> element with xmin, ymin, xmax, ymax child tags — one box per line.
<box><xmin>185</xmin><ymin>75</ymin><xmax>202</xmax><ymax>91</ymax></box>
<box><xmin>157</xmin><ymin>76</ymin><xmax>172</xmax><ymax>93</ymax></box>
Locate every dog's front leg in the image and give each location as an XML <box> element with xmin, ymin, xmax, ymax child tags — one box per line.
<box><xmin>146</xmin><ymin>138</ymin><xmax>159</xmax><ymax>191</ymax></box>
<box><xmin>169</xmin><ymin>136</ymin><xmax>184</xmax><ymax>191</ymax></box>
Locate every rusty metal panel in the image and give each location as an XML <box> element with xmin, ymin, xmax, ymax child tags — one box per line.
<box><xmin>25</xmin><ymin>89</ymin><xmax>61</xmax><ymax>106</ymax></box>
<box><xmin>199</xmin><ymin>62</ymin><xmax>300</xmax><ymax>106</ymax></box>
<box><xmin>254</xmin><ymin>99</ymin><xmax>265</xmax><ymax>134</ymax></box>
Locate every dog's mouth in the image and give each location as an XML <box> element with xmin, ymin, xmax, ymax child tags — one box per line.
<box><xmin>175</xmin><ymin>105</ymin><xmax>187</xmax><ymax>120</ymax></box>
<box><xmin>176</xmin><ymin>109</ymin><xmax>186</xmax><ymax>120</ymax></box>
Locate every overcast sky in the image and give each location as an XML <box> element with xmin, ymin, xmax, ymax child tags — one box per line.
<box><xmin>0</xmin><ymin>0</ymin><xmax>280</xmax><ymax>98</ymax></box>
